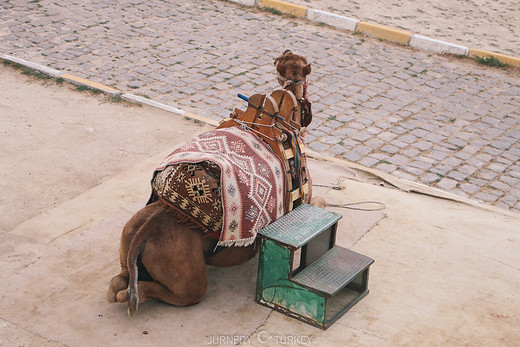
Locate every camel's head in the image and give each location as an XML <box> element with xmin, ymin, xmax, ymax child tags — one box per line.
<box><xmin>274</xmin><ymin>50</ymin><xmax>311</xmax><ymax>99</ymax></box>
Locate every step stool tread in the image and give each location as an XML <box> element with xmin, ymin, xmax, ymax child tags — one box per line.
<box><xmin>258</xmin><ymin>203</ymin><xmax>342</xmax><ymax>248</ymax></box>
<box><xmin>293</xmin><ymin>246</ymin><xmax>374</xmax><ymax>296</ymax></box>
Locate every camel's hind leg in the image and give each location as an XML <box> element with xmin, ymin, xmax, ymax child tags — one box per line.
<box><xmin>107</xmin><ymin>202</ymin><xmax>163</xmax><ymax>303</ymax></box>
<box><xmin>107</xmin><ymin>269</ymin><xmax>129</xmax><ymax>303</ymax></box>
<box><xmin>125</xmin><ymin>210</ymin><xmax>209</xmax><ymax>307</ymax></box>
<box><xmin>115</xmin><ymin>278</ymin><xmax>206</xmax><ymax>308</ymax></box>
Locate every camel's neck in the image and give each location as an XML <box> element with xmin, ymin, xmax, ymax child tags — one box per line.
<box><xmin>285</xmin><ymin>83</ymin><xmax>304</xmax><ymax>100</ymax></box>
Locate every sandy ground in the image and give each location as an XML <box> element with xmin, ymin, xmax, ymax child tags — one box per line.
<box><xmin>0</xmin><ymin>65</ymin><xmax>211</xmax><ymax>232</ymax></box>
<box><xmin>1</xmin><ymin>64</ymin><xmax>519</xmax><ymax>346</ymax></box>
<box><xmin>286</xmin><ymin>0</ymin><xmax>520</xmax><ymax>57</ymax></box>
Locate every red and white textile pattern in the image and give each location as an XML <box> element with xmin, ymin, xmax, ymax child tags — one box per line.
<box><xmin>153</xmin><ymin>127</ymin><xmax>286</xmax><ymax>247</ymax></box>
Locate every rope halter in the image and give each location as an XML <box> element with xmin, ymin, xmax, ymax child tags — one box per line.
<box><xmin>277</xmin><ymin>72</ymin><xmax>306</xmax><ymax>89</ymax></box>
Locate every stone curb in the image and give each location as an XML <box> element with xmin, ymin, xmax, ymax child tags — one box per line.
<box><xmin>61</xmin><ymin>73</ymin><xmax>120</xmax><ymax>95</ymax></box>
<box><xmin>230</xmin><ymin>0</ymin><xmax>520</xmax><ymax>67</ymax></box>
<box><xmin>409</xmin><ymin>35</ymin><xmax>469</xmax><ymax>56</ymax></box>
<box><xmin>122</xmin><ymin>93</ymin><xmax>220</xmax><ymax>127</ymax></box>
<box><xmin>259</xmin><ymin>0</ymin><xmax>306</xmax><ymax>17</ymax></box>
<box><xmin>307</xmin><ymin>9</ymin><xmax>358</xmax><ymax>32</ymax></box>
<box><xmin>469</xmin><ymin>48</ymin><xmax>520</xmax><ymax>67</ymax></box>
<box><xmin>357</xmin><ymin>21</ymin><xmax>411</xmax><ymax>45</ymax></box>
<box><xmin>1</xmin><ymin>54</ymin><xmax>220</xmax><ymax>127</ymax></box>
<box><xmin>1</xmin><ymin>54</ymin><xmax>62</xmax><ymax>77</ymax></box>
<box><xmin>2</xmin><ymin>54</ymin><xmax>122</xmax><ymax>94</ymax></box>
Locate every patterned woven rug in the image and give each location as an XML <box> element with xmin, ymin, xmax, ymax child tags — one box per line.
<box><xmin>149</xmin><ymin>127</ymin><xmax>286</xmax><ymax>247</ymax></box>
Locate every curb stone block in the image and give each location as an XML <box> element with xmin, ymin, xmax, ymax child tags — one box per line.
<box><xmin>122</xmin><ymin>93</ymin><xmax>185</xmax><ymax>116</ymax></box>
<box><xmin>229</xmin><ymin>0</ymin><xmax>257</xmax><ymax>6</ymax></box>
<box><xmin>307</xmin><ymin>9</ymin><xmax>359</xmax><ymax>31</ymax></box>
<box><xmin>62</xmin><ymin>74</ymin><xmax>120</xmax><ymax>95</ymax></box>
<box><xmin>122</xmin><ymin>93</ymin><xmax>221</xmax><ymax>127</ymax></box>
<box><xmin>1</xmin><ymin>54</ymin><xmax>62</xmax><ymax>77</ymax></box>
<box><xmin>410</xmin><ymin>35</ymin><xmax>469</xmax><ymax>56</ymax></box>
<box><xmin>357</xmin><ymin>22</ymin><xmax>411</xmax><ymax>44</ymax></box>
<box><xmin>469</xmin><ymin>49</ymin><xmax>520</xmax><ymax>67</ymax></box>
<box><xmin>259</xmin><ymin>0</ymin><xmax>307</xmax><ymax>17</ymax></box>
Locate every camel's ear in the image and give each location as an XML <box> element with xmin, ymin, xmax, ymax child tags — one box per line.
<box><xmin>276</xmin><ymin>62</ymin><xmax>286</xmax><ymax>76</ymax></box>
<box><xmin>275</xmin><ymin>50</ymin><xmax>292</xmax><ymax>66</ymax></box>
<box><xmin>303</xmin><ymin>63</ymin><xmax>311</xmax><ymax>76</ymax></box>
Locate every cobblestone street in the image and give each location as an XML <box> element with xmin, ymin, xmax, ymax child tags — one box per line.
<box><xmin>2</xmin><ymin>0</ymin><xmax>519</xmax><ymax>212</ymax></box>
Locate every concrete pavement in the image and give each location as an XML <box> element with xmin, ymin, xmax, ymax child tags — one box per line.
<box><xmin>1</xmin><ymin>0</ymin><xmax>519</xmax><ymax>214</ymax></box>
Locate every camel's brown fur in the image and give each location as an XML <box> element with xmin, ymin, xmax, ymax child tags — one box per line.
<box><xmin>107</xmin><ymin>50</ymin><xmax>323</xmax><ymax>316</ymax></box>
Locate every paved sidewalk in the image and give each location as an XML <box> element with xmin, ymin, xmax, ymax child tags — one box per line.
<box><xmin>1</xmin><ymin>0</ymin><xmax>519</xmax><ymax>212</ymax></box>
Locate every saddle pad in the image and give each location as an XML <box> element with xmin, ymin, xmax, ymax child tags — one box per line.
<box><xmin>149</xmin><ymin>127</ymin><xmax>286</xmax><ymax>247</ymax></box>
<box><xmin>151</xmin><ymin>161</ymin><xmax>223</xmax><ymax>236</ymax></box>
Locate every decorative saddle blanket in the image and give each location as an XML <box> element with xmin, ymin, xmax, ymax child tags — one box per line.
<box><xmin>148</xmin><ymin>127</ymin><xmax>286</xmax><ymax>247</ymax></box>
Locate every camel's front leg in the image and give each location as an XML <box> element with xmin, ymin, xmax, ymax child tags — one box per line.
<box><xmin>306</xmin><ymin>174</ymin><xmax>326</xmax><ymax>208</ymax></box>
<box><xmin>310</xmin><ymin>196</ymin><xmax>326</xmax><ymax>208</ymax></box>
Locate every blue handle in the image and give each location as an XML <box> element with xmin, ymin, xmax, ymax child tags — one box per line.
<box><xmin>237</xmin><ymin>94</ymin><xmax>249</xmax><ymax>102</ymax></box>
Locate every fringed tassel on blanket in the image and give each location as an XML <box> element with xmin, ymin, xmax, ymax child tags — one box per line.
<box><xmin>156</xmin><ymin>196</ymin><xmax>215</xmax><ymax>235</ymax></box>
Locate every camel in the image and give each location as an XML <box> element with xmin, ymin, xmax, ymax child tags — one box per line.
<box><xmin>107</xmin><ymin>51</ymin><xmax>320</xmax><ymax>316</ymax></box>
<box><xmin>274</xmin><ymin>49</ymin><xmax>313</xmax><ymax>127</ymax></box>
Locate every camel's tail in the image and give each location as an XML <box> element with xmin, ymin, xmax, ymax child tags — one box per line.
<box><xmin>126</xmin><ymin>215</ymin><xmax>157</xmax><ymax>317</ymax></box>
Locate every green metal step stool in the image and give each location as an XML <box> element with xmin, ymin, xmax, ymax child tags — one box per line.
<box><xmin>255</xmin><ymin>203</ymin><xmax>374</xmax><ymax>329</ymax></box>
